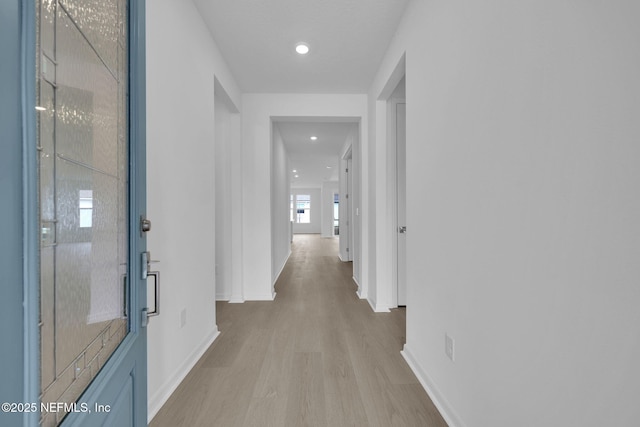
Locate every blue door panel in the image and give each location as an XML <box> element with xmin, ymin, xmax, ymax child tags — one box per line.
<box><xmin>0</xmin><ymin>0</ymin><xmax>26</xmax><ymax>422</ymax></box>
<box><xmin>1</xmin><ymin>1</ymin><xmax>148</xmax><ymax>426</ymax></box>
<box><xmin>107</xmin><ymin>376</ymin><xmax>135</xmax><ymax>426</ymax></box>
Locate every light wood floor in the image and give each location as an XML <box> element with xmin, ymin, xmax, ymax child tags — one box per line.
<box><xmin>150</xmin><ymin>234</ymin><xmax>447</xmax><ymax>427</ymax></box>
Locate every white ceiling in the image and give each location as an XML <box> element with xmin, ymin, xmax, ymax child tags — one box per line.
<box><xmin>193</xmin><ymin>0</ymin><xmax>405</xmax><ymax>187</ymax></box>
<box><xmin>275</xmin><ymin>121</ymin><xmax>357</xmax><ymax>188</ymax></box>
<box><xmin>193</xmin><ymin>0</ymin><xmax>409</xmax><ymax>93</ymax></box>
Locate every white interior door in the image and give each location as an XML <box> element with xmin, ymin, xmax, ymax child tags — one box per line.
<box><xmin>347</xmin><ymin>158</ymin><xmax>353</xmax><ymax>261</ymax></box>
<box><xmin>397</xmin><ymin>103</ymin><xmax>407</xmax><ymax>306</ymax></box>
<box><xmin>339</xmin><ymin>156</ymin><xmax>352</xmax><ymax>261</ymax></box>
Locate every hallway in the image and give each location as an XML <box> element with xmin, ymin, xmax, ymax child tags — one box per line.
<box><xmin>150</xmin><ymin>235</ymin><xmax>447</xmax><ymax>427</ymax></box>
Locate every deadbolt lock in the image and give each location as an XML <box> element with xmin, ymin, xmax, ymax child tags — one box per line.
<box><xmin>141</xmin><ymin>216</ymin><xmax>152</xmax><ymax>234</ymax></box>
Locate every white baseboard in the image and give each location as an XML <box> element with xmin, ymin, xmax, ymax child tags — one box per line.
<box><xmin>243</xmin><ymin>292</ymin><xmax>276</xmax><ymax>301</ymax></box>
<box><xmin>339</xmin><ymin>252</ymin><xmax>352</xmax><ymax>262</ymax></box>
<box><xmin>148</xmin><ymin>328</ymin><xmax>220</xmax><ymax>423</ymax></box>
<box><xmin>365</xmin><ymin>297</ymin><xmax>376</xmax><ymax>311</ymax></box>
<box><xmin>272</xmin><ymin>249</ymin><xmax>292</xmax><ymax>286</ymax></box>
<box><xmin>374</xmin><ymin>303</ymin><xmax>391</xmax><ymax>312</ymax></box>
<box><xmin>353</xmin><ymin>275</ymin><xmax>366</xmax><ymax>299</ymax></box>
<box><xmin>366</xmin><ymin>297</ymin><xmax>390</xmax><ymax>313</ymax></box>
<box><xmin>215</xmin><ymin>293</ymin><xmax>231</xmax><ymax>301</ymax></box>
<box><xmin>401</xmin><ymin>345</ymin><xmax>466</xmax><ymax>427</ymax></box>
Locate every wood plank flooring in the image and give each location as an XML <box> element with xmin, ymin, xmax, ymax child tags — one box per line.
<box><xmin>150</xmin><ymin>234</ymin><xmax>448</xmax><ymax>427</ymax></box>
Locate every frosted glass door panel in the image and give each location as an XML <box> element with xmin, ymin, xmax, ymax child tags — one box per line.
<box><xmin>56</xmin><ymin>7</ymin><xmax>119</xmax><ymax>177</ymax></box>
<box><xmin>54</xmin><ymin>161</ymin><xmax>123</xmax><ymax>370</ymax></box>
<box><xmin>39</xmin><ymin>30</ymin><xmax>57</xmax><ymax>402</ymax></box>
<box><xmin>59</xmin><ymin>0</ymin><xmax>121</xmax><ymax>74</ymax></box>
<box><xmin>37</xmin><ymin>1</ymin><xmax>129</xmax><ymax>425</ymax></box>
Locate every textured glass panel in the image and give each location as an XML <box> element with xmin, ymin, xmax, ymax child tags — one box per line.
<box><xmin>40</xmin><ymin>246</ymin><xmax>55</xmax><ymax>389</ymax></box>
<box><xmin>118</xmin><ymin>0</ymin><xmax>127</xmax><ymax>53</ymax></box>
<box><xmin>38</xmin><ymin>0</ymin><xmax>128</xmax><ymax>422</ymax></box>
<box><xmin>59</xmin><ymin>0</ymin><xmax>119</xmax><ymax>74</ymax></box>
<box><xmin>39</xmin><ymin>58</ymin><xmax>57</xmax><ymax>393</ymax></box>
<box><xmin>56</xmin><ymin>7</ymin><xmax>118</xmax><ymax>176</ymax></box>
<box><xmin>39</xmin><ymin>81</ymin><xmax>56</xmax><ymax>236</ymax></box>
<box><xmin>40</xmin><ymin>0</ymin><xmax>55</xmax><ymax>57</ymax></box>
<box><xmin>54</xmin><ymin>160</ymin><xmax>123</xmax><ymax>372</ymax></box>
<box><xmin>117</xmin><ymin>6</ymin><xmax>128</xmax><ymax>276</ymax></box>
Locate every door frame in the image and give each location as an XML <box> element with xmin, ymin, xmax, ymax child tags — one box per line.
<box><xmin>339</xmin><ymin>148</ymin><xmax>352</xmax><ymax>261</ymax></box>
<box><xmin>386</xmin><ymin>94</ymin><xmax>406</xmax><ymax>309</ymax></box>
<box><xmin>2</xmin><ymin>1</ymin><xmax>147</xmax><ymax>425</ymax></box>
<box><xmin>0</xmin><ymin>1</ymin><xmax>34</xmax><ymax>425</ymax></box>
<box><xmin>374</xmin><ymin>53</ymin><xmax>405</xmax><ymax>311</ymax></box>
<box><xmin>392</xmin><ymin>100</ymin><xmax>407</xmax><ymax>306</ymax></box>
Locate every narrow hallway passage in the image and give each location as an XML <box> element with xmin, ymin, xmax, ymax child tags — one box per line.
<box><xmin>151</xmin><ymin>235</ymin><xmax>447</xmax><ymax>427</ymax></box>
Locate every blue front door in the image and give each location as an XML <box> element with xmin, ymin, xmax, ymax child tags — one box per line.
<box><xmin>2</xmin><ymin>1</ymin><xmax>147</xmax><ymax>426</ymax></box>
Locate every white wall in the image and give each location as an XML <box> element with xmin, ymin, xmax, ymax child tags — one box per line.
<box><xmin>321</xmin><ymin>181</ymin><xmax>339</xmax><ymax>238</ymax></box>
<box><xmin>291</xmin><ymin>187</ymin><xmax>322</xmax><ymax>234</ymax></box>
<box><xmin>371</xmin><ymin>1</ymin><xmax>640</xmax><ymax>426</ymax></box>
<box><xmin>146</xmin><ymin>0</ymin><xmax>241</xmax><ymax>420</ymax></box>
<box><xmin>271</xmin><ymin>126</ymin><xmax>291</xmax><ymax>285</ymax></box>
<box><xmin>214</xmin><ymin>82</ymin><xmax>241</xmax><ymax>301</ymax></box>
<box><xmin>214</xmin><ymin>90</ymin><xmax>231</xmax><ymax>300</ymax></box>
<box><xmin>241</xmin><ymin>94</ymin><xmax>367</xmax><ymax>301</ymax></box>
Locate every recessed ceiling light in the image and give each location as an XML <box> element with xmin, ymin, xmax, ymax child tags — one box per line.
<box><xmin>35</xmin><ymin>106</ymin><xmax>46</xmax><ymax>111</ymax></box>
<box><xmin>310</xmin><ymin>136</ymin><xmax>318</xmax><ymax>141</ymax></box>
<box><xmin>295</xmin><ymin>175</ymin><xmax>299</xmax><ymax>178</ymax></box>
<box><xmin>292</xmin><ymin>169</ymin><xmax>297</xmax><ymax>173</ymax></box>
<box><xmin>326</xmin><ymin>166</ymin><xmax>332</xmax><ymax>169</ymax></box>
<box><xmin>295</xmin><ymin>43</ymin><xmax>309</xmax><ymax>55</ymax></box>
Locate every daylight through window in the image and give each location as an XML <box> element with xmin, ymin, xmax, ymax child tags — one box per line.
<box><xmin>296</xmin><ymin>194</ymin><xmax>311</xmax><ymax>223</ymax></box>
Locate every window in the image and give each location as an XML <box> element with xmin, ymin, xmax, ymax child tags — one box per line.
<box><xmin>79</xmin><ymin>190</ymin><xmax>93</xmax><ymax>228</ymax></box>
<box><xmin>296</xmin><ymin>194</ymin><xmax>311</xmax><ymax>223</ymax></box>
<box><xmin>290</xmin><ymin>194</ymin><xmax>294</xmax><ymax>222</ymax></box>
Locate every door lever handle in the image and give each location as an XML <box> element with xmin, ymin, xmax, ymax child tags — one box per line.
<box><xmin>141</xmin><ymin>251</ymin><xmax>160</xmax><ymax>319</ymax></box>
<box><xmin>141</xmin><ymin>251</ymin><xmax>161</xmax><ymax>279</ymax></box>
<box><xmin>147</xmin><ymin>271</ymin><xmax>160</xmax><ymax>317</ymax></box>
<box><xmin>399</xmin><ymin>226</ymin><xmax>407</xmax><ymax>234</ymax></box>
<box><xmin>141</xmin><ymin>251</ymin><xmax>150</xmax><ymax>279</ymax></box>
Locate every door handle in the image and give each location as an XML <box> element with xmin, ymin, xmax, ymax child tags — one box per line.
<box><xmin>147</xmin><ymin>271</ymin><xmax>160</xmax><ymax>317</ymax></box>
<box><xmin>142</xmin><ymin>251</ymin><xmax>149</xmax><ymax>279</ymax></box>
<box><xmin>141</xmin><ymin>251</ymin><xmax>160</xmax><ymax>319</ymax></box>
<box><xmin>399</xmin><ymin>226</ymin><xmax>407</xmax><ymax>234</ymax></box>
<box><xmin>141</xmin><ymin>251</ymin><xmax>160</xmax><ymax>279</ymax></box>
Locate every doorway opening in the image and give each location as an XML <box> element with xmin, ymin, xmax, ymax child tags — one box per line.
<box><xmin>214</xmin><ymin>77</ymin><xmax>242</xmax><ymax>302</ymax></box>
<box><xmin>389</xmin><ymin>78</ymin><xmax>407</xmax><ymax>307</ymax></box>
<box><xmin>340</xmin><ymin>147</ymin><xmax>353</xmax><ymax>262</ymax></box>
<box><xmin>376</xmin><ymin>54</ymin><xmax>406</xmax><ymax>311</ymax></box>
<box><xmin>271</xmin><ymin>117</ymin><xmax>360</xmax><ymax>278</ymax></box>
